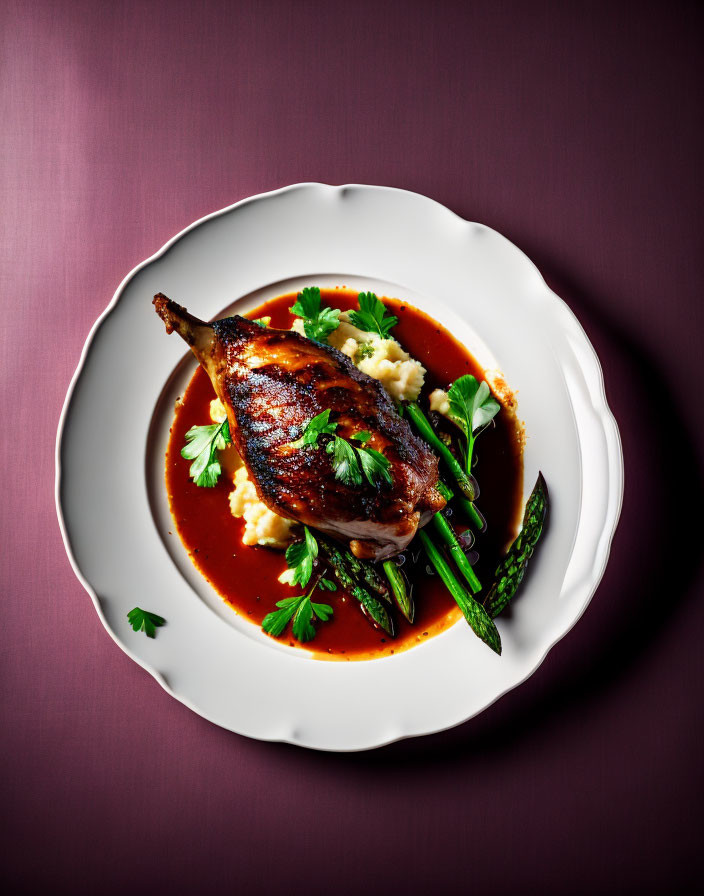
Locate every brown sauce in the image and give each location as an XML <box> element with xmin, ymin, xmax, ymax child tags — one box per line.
<box><xmin>165</xmin><ymin>288</ymin><xmax>523</xmax><ymax>660</ymax></box>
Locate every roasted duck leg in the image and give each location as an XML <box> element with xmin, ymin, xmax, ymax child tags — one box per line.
<box><xmin>154</xmin><ymin>294</ymin><xmax>445</xmax><ymax>559</ymax></box>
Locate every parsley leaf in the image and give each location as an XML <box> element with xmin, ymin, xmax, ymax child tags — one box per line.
<box><xmin>317</xmin><ymin>577</ymin><xmax>337</xmax><ymax>591</ymax></box>
<box><xmin>127</xmin><ymin>607</ymin><xmax>166</xmax><ymax>638</ymax></box>
<box><xmin>279</xmin><ymin>526</ymin><xmax>337</xmax><ymax>591</ymax></box>
<box><xmin>290</xmin><ymin>409</ymin><xmax>338</xmax><ymax>448</ymax></box>
<box><xmin>327</xmin><ymin>436</ymin><xmax>363</xmax><ymax>486</ymax></box>
<box><xmin>326</xmin><ymin>435</ymin><xmax>392</xmax><ymax>488</ymax></box>
<box><xmin>290</xmin><ymin>286</ymin><xmax>322</xmax><ymax>319</ymax></box>
<box><xmin>447</xmin><ymin>375</ymin><xmax>500</xmax><ymax>473</ymax></box>
<box><xmin>262</xmin><ymin>596</ymin><xmax>301</xmax><ymax>637</ymax></box>
<box><xmin>181</xmin><ymin>419</ymin><xmax>231</xmax><ymax>487</ymax></box>
<box><xmin>283</xmin><ymin>526</ymin><xmax>318</xmax><ymax>588</ymax></box>
<box><xmin>354</xmin><ymin>342</ymin><xmax>375</xmax><ymax>362</ymax></box>
<box><xmin>292</xmin><ymin>597</ymin><xmax>316</xmax><ymax>642</ymax></box>
<box><xmin>448</xmin><ymin>375</ymin><xmax>501</xmax><ymax>436</ymax></box>
<box><xmin>348</xmin><ymin>292</ymin><xmax>398</xmax><ymax>338</ymax></box>
<box><xmin>357</xmin><ymin>446</ymin><xmax>393</xmax><ymax>486</ymax></box>
<box><xmin>262</xmin><ymin>589</ymin><xmax>334</xmax><ymax>643</ymax></box>
<box><xmin>311</xmin><ymin>601</ymin><xmax>334</xmax><ymax>621</ymax></box>
<box><xmin>290</xmin><ymin>286</ymin><xmax>341</xmax><ymax>343</ymax></box>
<box><xmin>306</xmin><ymin>306</ymin><xmax>340</xmax><ymax>342</ymax></box>
<box><xmin>291</xmin><ymin>413</ymin><xmax>393</xmax><ymax>489</ymax></box>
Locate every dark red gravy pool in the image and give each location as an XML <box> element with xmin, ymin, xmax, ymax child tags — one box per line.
<box><xmin>165</xmin><ymin>289</ymin><xmax>524</xmax><ymax>660</ymax></box>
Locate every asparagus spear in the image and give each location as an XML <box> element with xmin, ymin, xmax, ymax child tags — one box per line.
<box><xmin>437</xmin><ymin>479</ymin><xmax>484</xmax><ymax>530</ymax></box>
<box><xmin>406</xmin><ymin>402</ymin><xmax>476</xmax><ymax>501</ymax></box>
<box><xmin>458</xmin><ymin>497</ymin><xmax>486</xmax><ymax>532</ymax></box>
<box><xmin>320</xmin><ymin>541</ymin><xmax>395</xmax><ymax>636</ymax></box>
<box><xmin>432</xmin><ymin>481</ymin><xmax>482</xmax><ymax>593</ymax></box>
<box><xmin>319</xmin><ymin>540</ymin><xmax>390</xmax><ymax>602</ymax></box>
<box><xmin>485</xmin><ymin>473</ymin><xmax>548</xmax><ymax>618</ymax></box>
<box><xmin>431</xmin><ymin>514</ymin><xmax>482</xmax><ymax>595</ymax></box>
<box><xmin>418</xmin><ymin>530</ymin><xmax>501</xmax><ymax>654</ymax></box>
<box><xmin>407</xmin><ymin>402</ymin><xmax>484</xmax><ymax>531</ymax></box>
<box><xmin>353</xmin><ymin>587</ymin><xmax>395</xmax><ymax>637</ymax></box>
<box><xmin>436</xmin><ymin>480</ymin><xmax>453</xmax><ymax>502</ymax></box>
<box><xmin>343</xmin><ymin>550</ymin><xmax>390</xmax><ymax>599</ymax></box>
<box><xmin>383</xmin><ymin>560</ymin><xmax>414</xmax><ymax>623</ymax></box>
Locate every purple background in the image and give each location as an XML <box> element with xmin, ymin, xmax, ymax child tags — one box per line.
<box><xmin>2</xmin><ymin>1</ymin><xmax>703</xmax><ymax>894</ymax></box>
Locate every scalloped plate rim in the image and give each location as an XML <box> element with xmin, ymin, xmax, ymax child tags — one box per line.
<box><xmin>55</xmin><ymin>182</ymin><xmax>624</xmax><ymax>751</ymax></box>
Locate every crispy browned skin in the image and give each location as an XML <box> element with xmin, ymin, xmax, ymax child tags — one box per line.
<box><xmin>154</xmin><ymin>293</ymin><xmax>444</xmax><ymax>559</ymax></box>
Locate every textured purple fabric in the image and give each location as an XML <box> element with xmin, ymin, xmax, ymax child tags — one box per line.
<box><xmin>2</xmin><ymin>2</ymin><xmax>702</xmax><ymax>894</ymax></box>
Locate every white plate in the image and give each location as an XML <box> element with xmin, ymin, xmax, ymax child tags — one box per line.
<box><xmin>56</xmin><ymin>183</ymin><xmax>623</xmax><ymax>751</ymax></box>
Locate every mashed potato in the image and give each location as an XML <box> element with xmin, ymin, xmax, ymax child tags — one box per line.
<box><xmin>209</xmin><ymin>398</ymin><xmax>228</xmax><ymax>423</ymax></box>
<box><xmin>291</xmin><ymin>312</ymin><xmax>425</xmax><ymax>402</ymax></box>
<box><xmin>228</xmin><ymin>467</ymin><xmax>298</xmax><ymax>549</ymax></box>
<box><xmin>428</xmin><ymin>388</ymin><xmax>451</xmax><ymax>418</ymax></box>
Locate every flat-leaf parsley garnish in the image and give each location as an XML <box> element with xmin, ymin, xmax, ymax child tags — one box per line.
<box><xmin>348</xmin><ymin>292</ymin><xmax>398</xmax><ymax>338</ymax></box>
<box><xmin>127</xmin><ymin>607</ymin><xmax>166</xmax><ymax>638</ymax></box>
<box><xmin>357</xmin><ymin>446</ymin><xmax>393</xmax><ymax>486</ymax></box>
<box><xmin>279</xmin><ymin>525</ymin><xmax>319</xmax><ymax>588</ymax></box>
<box><xmin>354</xmin><ymin>343</ymin><xmax>375</xmax><ymax>362</ymax></box>
<box><xmin>181</xmin><ymin>419</ymin><xmax>231</xmax><ymax>487</ymax></box>
<box><xmin>262</xmin><ymin>587</ymin><xmax>334</xmax><ymax>643</ymax></box>
<box><xmin>326</xmin><ymin>436</ymin><xmax>362</xmax><ymax>486</ymax></box>
<box><xmin>266</xmin><ymin>527</ymin><xmax>336</xmax><ymax>643</ymax></box>
<box><xmin>289</xmin><ymin>286</ymin><xmax>340</xmax><ymax>343</ymax></box>
<box><xmin>447</xmin><ymin>375</ymin><xmax>500</xmax><ymax>473</ymax></box>
<box><xmin>293</xmin><ymin>413</ymin><xmax>392</xmax><ymax>488</ymax></box>
<box><xmin>289</xmin><ymin>409</ymin><xmax>337</xmax><ymax>449</ymax></box>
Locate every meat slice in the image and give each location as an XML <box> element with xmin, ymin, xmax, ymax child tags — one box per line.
<box><xmin>154</xmin><ymin>294</ymin><xmax>445</xmax><ymax>559</ymax></box>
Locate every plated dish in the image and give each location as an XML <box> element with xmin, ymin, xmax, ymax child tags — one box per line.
<box><xmin>157</xmin><ymin>286</ymin><xmax>531</xmax><ymax>659</ymax></box>
<box><xmin>56</xmin><ymin>183</ymin><xmax>623</xmax><ymax>751</ymax></box>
